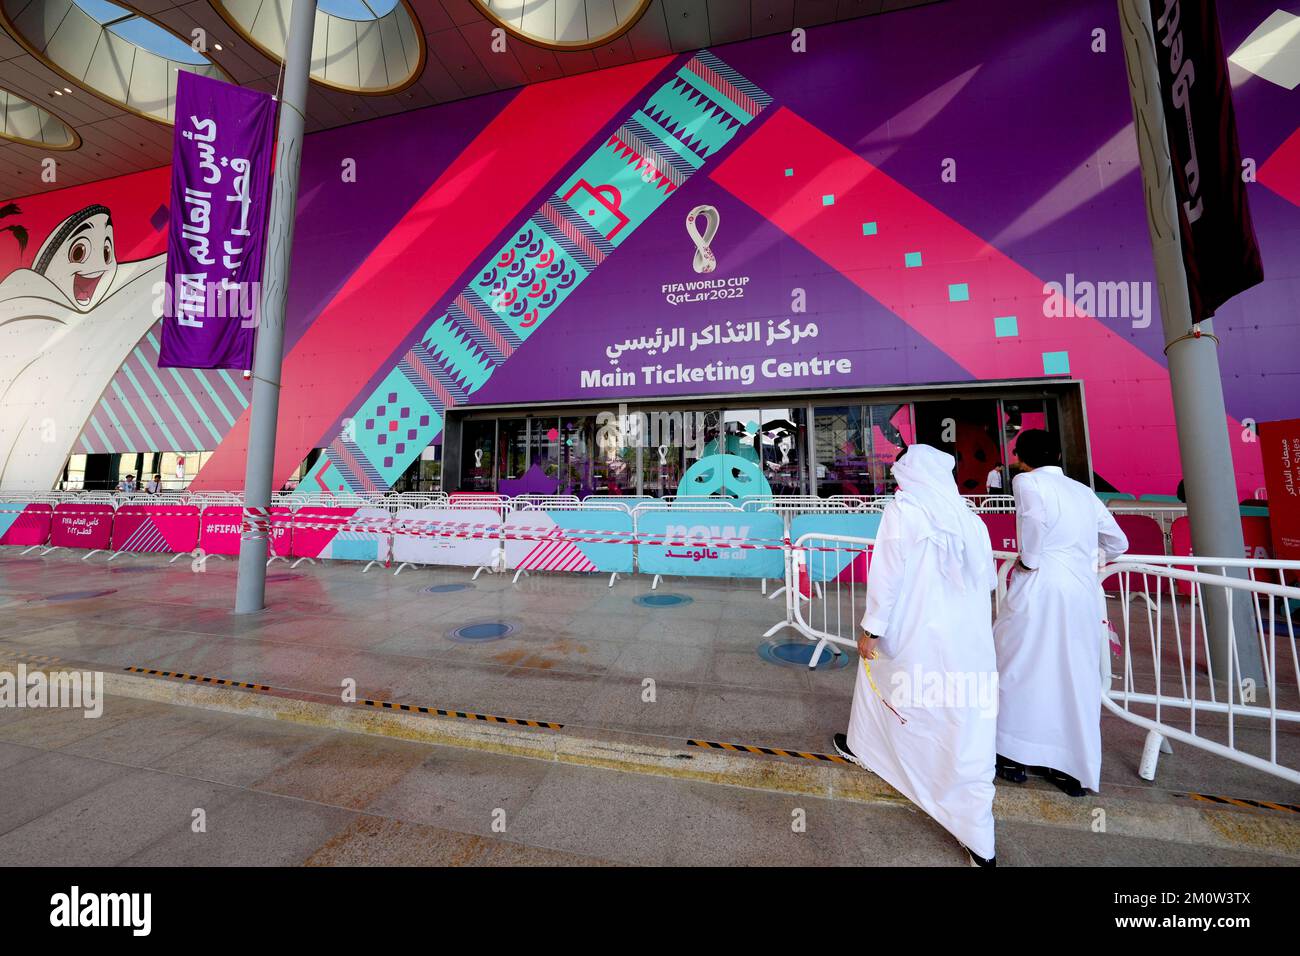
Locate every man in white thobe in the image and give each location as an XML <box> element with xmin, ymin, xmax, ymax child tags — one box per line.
<box><xmin>993</xmin><ymin>429</ymin><xmax>1128</xmax><ymax>796</ymax></box>
<box><xmin>832</xmin><ymin>444</ymin><xmax>1000</xmax><ymax>866</ymax></box>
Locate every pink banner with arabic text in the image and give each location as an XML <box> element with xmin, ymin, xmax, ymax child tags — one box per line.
<box><xmin>51</xmin><ymin>503</ymin><xmax>114</xmax><ymax>550</ymax></box>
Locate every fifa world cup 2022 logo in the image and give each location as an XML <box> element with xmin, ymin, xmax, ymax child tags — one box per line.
<box><xmin>686</xmin><ymin>205</ymin><xmax>720</xmax><ymax>274</ymax></box>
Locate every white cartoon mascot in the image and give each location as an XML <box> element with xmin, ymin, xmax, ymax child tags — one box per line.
<box><xmin>0</xmin><ymin>204</ymin><xmax>165</xmax><ymax>489</ymax></box>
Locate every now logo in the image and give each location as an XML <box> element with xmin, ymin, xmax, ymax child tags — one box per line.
<box><xmin>665</xmin><ymin>524</ymin><xmax>750</xmax><ymax>543</ymax></box>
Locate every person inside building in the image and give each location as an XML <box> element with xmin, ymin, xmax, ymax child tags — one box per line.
<box><xmin>832</xmin><ymin>443</ymin><xmax>1000</xmax><ymax>867</ymax></box>
<box><xmin>993</xmin><ymin>429</ymin><xmax>1129</xmax><ymax>797</ymax></box>
<box><xmin>117</xmin><ymin>472</ymin><xmax>137</xmax><ymax>493</ymax></box>
<box><xmin>145</xmin><ymin>473</ymin><xmax>162</xmax><ymax>494</ymax></box>
<box><xmin>986</xmin><ymin>462</ymin><xmax>1004</xmax><ymax>492</ymax></box>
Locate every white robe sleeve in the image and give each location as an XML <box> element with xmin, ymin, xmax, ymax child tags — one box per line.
<box><xmin>1095</xmin><ymin>497</ymin><xmax>1129</xmax><ymax>562</ymax></box>
<box><xmin>861</xmin><ymin>504</ymin><xmax>907</xmax><ymax>640</ymax></box>
<box><xmin>1014</xmin><ymin>475</ymin><xmax>1047</xmax><ymax>570</ymax></box>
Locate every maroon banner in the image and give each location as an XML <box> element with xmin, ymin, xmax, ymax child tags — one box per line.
<box><xmin>1149</xmin><ymin>0</ymin><xmax>1263</xmax><ymax>322</ymax></box>
<box><xmin>1259</xmin><ymin>419</ymin><xmax>1300</xmax><ymax>563</ymax></box>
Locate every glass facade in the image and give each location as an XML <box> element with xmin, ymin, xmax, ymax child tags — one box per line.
<box><xmin>454</xmin><ymin>390</ymin><xmax>1067</xmax><ymax>498</ymax></box>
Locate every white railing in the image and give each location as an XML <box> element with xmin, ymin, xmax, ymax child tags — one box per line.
<box><xmin>789</xmin><ymin>533</ymin><xmax>1300</xmax><ymax>787</ymax></box>
<box><xmin>1099</xmin><ymin>555</ymin><xmax>1300</xmax><ymax>785</ymax></box>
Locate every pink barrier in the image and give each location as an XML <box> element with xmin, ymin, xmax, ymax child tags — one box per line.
<box><xmin>1170</xmin><ymin>515</ymin><xmax>1273</xmax><ymax>594</ymax></box>
<box><xmin>110</xmin><ymin>505</ymin><xmax>200</xmax><ymax>554</ymax></box>
<box><xmin>1105</xmin><ymin>514</ymin><xmax>1165</xmax><ymax>593</ymax></box>
<box><xmin>199</xmin><ymin>506</ymin><xmax>292</xmax><ymax>557</ymax></box>
<box><xmin>287</xmin><ymin>507</ymin><xmax>358</xmax><ymax>559</ymax></box>
<box><xmin>0</xmin><ymin>502</ymin><xmax>54</xmax><ymax>546</ymax></box>
<box><xmin>50</xmin><ymin>503</ymin><xmax>114</xmax><ymax>551</ymax></box>
<box><xmin>979</xmin><ymin>512</ymin><xmax>1018</xmax><ymax>553</ymax></box>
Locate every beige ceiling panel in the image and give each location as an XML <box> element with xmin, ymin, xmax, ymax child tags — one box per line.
<box><xmin>520</xmin><ymin>0</ymin><xmax>555</xmax><ymax>42</ymax></box>
<box><xmin>221</xmin><ymin>0</ymin><xmax>263</xmax><ymax>26</ymax></box>
<box><xmin>250</xmin><ymin>0</ymin><xmax>289</xmax><ymax>53</ymax></box>
<box><xmin>355</xmin><ymin>19</ymin><xmax>387</xmax><ymax>89</ymax></box>
<box><xmin>378</xmin><ymin>12</ymin><xmax>405</xmax><ymax>82</ymax></box>
<box><xmin>125</xmin><ymin>46</ymin><xmax>168</xmax><ymax>118</ymax></box>
<box><xmin>5</xmin><ymin>96</ymin><xmax>42</xmax><ymax>140</ymax></box>
<box><xmin>394</xmin><ymin>4</ymin><xmax>419</xmax><ymax>69</ymax></box>
<box><xmin>11</xmin><ymin>0</ymin><xmax>73</xmax><ymax>53</ymax></box>
<box><xmin>83</xmin><ymin>30</ymin><xmax>133</xmax><ymax>102</ymax></box>
<box><xmin>309</xmin><ymin>8</ymin><xmax>328</xmax><ymax>74</ymax></box>
<box><xmin>43</xmin><ymin>7</ymin><xmax>101</xmax><ymax>77</ymax></box>
<box><xmin>553</xmin><ymin>0</ymin><xmax>586</xmax><ymax>44</ymax></box>
<box><xmin>585</xmin><ymin>0</ymin><xmax>617</xmax><ymax>39</ymax></box>
<box><xmin>488</xmin><ymin>1</ymin><xmax>527</xmax><ymax>30</ymax></box>
<box><xmin>323</xmin><ymin>16</ymin><xmax>359</xmax><ymax>89</ymax></box>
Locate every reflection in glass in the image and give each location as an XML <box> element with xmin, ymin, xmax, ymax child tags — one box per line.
<box><xmin>527</xmin><ymin>417</ymin><xmax>561</xmax><ymax>490</ymax></box>
<box><xmin>758</xmin><ymin>408</ymin><xmax>806</xmax><ymax>495</ymax></box>
<box><xmin>866</xmin><ymin>404</ymin><xmax>913</xmax><ymax>494</ymax></box>
<box><xmin>497</xmin><ymin>418</ymin><xmax>528</xmax><ymax>483</ymax></box>
<box><xmin>461</xmin><ymin>420</ymin><xmax>495</xmax><ymax>492</ymax></box>
<box><xmin>557</xmin><ymin>416</ymin><xmax>595</xmax><ymax>495</ymax></box>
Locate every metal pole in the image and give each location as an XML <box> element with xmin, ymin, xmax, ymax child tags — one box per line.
<box><xmin>235</xmin><ymin>0</ymin><xmax>318</xmax><ymax>614</ymax></box>
<box><xmin>1117</xmin><ymin>0</ymin><xmax>1263</xmax><ymax>685</ymax></box>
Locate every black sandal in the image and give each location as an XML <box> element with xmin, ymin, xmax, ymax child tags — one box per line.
<box><xmin>995</xmin><ymin>754</ymin><xmax>1027</xmax><ymax>783</ymax></box>
<box><xmin>1038</xmin><ymin>767</ymin><xmax>1087</xmax><ymax>797</ymax></box>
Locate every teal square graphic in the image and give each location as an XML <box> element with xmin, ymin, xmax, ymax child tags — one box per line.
<box><xmin>861</xmin><ymin>221</ymin><xmax>878</xmax><ymax>236</ymax></box>
<box><xmin>822</xmin><ymin>194</ymin><xmax>835</xmax><ymax>206</ymax></box>
<box><xmin>784</xmin><ymin>168</ymin><xmax>794</xmax><ymax>177</ymax></box>
<box><xmin>1042</xmin><ymin>351</ymin><xmax>1071</xmax><ymax>375</ymax></box>
<box><xmin>948</xmin><ymin>283</ymin><xmax>970</xmax><ymax>302</ymax></box>
<box><xmin>904</xmin><ymin>251</ymin><xmax>923</xmax><ymax>268</ymax></box>
<box><xmin>994</xmin><ymin>315</ymin><xmax>1019</xmax><ymax>338</ymax></box>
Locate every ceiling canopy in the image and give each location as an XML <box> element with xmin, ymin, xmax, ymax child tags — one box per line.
<box><xmin>1</xmin><ymin>0</ymin><xmax>227</xmax><ymax>123</ymax></box>
<box><xmin>214</xmin><ymin>0</ymin><xmax>423</xmax><ymax>94</ymax></box>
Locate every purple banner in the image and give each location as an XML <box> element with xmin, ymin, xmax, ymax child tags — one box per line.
<box><xmin>159</xmin><ymin>71</ymin><xmax>276</xmax><ymax>369</ymax></box>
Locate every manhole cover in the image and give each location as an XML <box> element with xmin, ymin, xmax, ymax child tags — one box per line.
<box><xmin>758</xmin><ymin>640</ymin><xmax>849</xmax><ymax>670</ymax></box>
<box><xmin>634</xmin><ymin>593</ymin><xmax>693</xmax><ymax>608</ymax></box>
<box><xmin>424</xmin><ymin>583</ymin><xmax>475</xmax><ymax>594</ymax></box>
<box><xmin>110</xmin><ymin>566</ymin><xmax>155</xmax><ymax>574</ymax></box>
<box><xmin>448</xmin><ymin>621</ymin><xmax>515</xmax><ymax>642</ymax></box>
<box><xmin>38</xmin><ymin>589</ymin><xmax>119</xmax><ymax>602</ymax></box>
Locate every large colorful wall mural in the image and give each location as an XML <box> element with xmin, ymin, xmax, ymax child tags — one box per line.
<box><xmin>0</xmin><ymin>0</ymin><xmax>1296</xmax><ymax>496</ymax></box>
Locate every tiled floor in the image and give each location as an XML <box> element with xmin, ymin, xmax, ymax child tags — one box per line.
<box><xmin>0</xmin><ymin>696</ymin><xmax>1294</xmax><ymax>867</ymax></box>
<box><xmin>1</xmin><ymin>549</ymin><xmax>1297</xmax><ymax>806</ymax></box>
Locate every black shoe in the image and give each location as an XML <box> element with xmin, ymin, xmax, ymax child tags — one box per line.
<box><xmin>832</xmin><ymin>733</ymin><xmax>868</xmax><ymax>770</ymax></box>
<box><xmin>996</xmin><ymin>754</ymin><xmax>1028</xmax><ymax>784</ymax></box>
<box><xmin>960</xmin><ymin>843</ymin><xmax>997</xmax><ymax>868</ymax></box>
<box><xmin>1031</xmin><ymin>766</ymin><xmax>1088</xmax><ymax>797</ymax></box>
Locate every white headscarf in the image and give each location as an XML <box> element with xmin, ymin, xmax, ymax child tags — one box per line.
<box><xmin>891</xmin><ymin>444</ymin><xmax>987</xmax><ymax>590</ymax></box>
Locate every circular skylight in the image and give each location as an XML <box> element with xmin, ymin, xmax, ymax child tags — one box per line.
<box><xmin>470</xmin><ymin>0</ymin><xmax>652</xmax><ymax>49</ymax></box>
<box><xmin>0</xmin><ymin>86</ymin><xmax>79</xmax><ymax>149</ymax></box>
<box><xmin>1</xmin><ymin>0</ymin><xmax>227</xmax><ymax>123</ymax></box>
<box><xmin>214</xmin><ymin>0</ymin><xmax>424</xmax><ymax>94</ymax></box>
<box><xmin>319</xmin><ymin>0</ymin><xmax>400</xmax><ymax>17</ymax></box>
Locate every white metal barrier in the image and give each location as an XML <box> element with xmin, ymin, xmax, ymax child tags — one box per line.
<box><xmin>785</xmin><ymin>533</ymin><xmax>1300</xmax><ymax>787</ymax></box>
<box><xmin>1097</xmin><ymin>555</ymin><xmax>1300</xmax><ymax>785</ymax></box>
